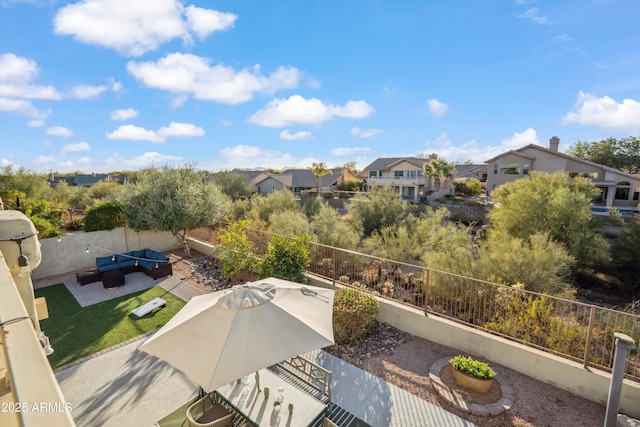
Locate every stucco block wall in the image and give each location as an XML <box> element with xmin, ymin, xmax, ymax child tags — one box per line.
<box><xmin>33</xmin><ymin>227</ymin><xmax>179</xmax><ymax>280</ymax></box>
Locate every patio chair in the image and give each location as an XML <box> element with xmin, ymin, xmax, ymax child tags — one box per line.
<box><xmin>186</xmin><ymin>394</ymin><xmax>234</xmax><ymax>427</ymax></box>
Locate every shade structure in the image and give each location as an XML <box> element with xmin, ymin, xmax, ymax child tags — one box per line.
<box><xmin>138</xmin><ymin>277</ymin><xmax>335</xmax><ymax>392</ymax></box>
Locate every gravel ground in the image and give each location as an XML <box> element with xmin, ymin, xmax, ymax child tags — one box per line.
<box><xmin>170</xmin><ymin>249</ymin><xmax>607</xmax><ymax>427</ymax></box>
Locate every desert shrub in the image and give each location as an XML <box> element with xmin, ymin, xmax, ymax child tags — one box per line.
<box><xmin>83</xmin><ymin>201</ymin><xmax>126</xmax><ymax>231</ymax></box>
<box><xmin>29</xmin><ymin>215</ymin><xmax>60</xmax><ymax>238</ymax></box>
<box><xmin>65</xmin><ymin>219</ymin><xmax>84</xmax><ymax>231</ymax></box>
<box><xmin>251</xmin><ymin>190</ymin><xmax>299</xmax><ymax>223</ymax></box>
<box><xmin>454</xmin><ymin>179</ymin><xmax>482</xmax><ymax>196</ymax></box>
<box><xmin>269</xmin><ymin>211</ymin><xmax>311</xmax><ymax>237</ymax></box>
<box><xmin>333</xmin><ymin>288</ymin><xmax>380</xmax><ymax>343</ymax></box>
<box><xmin>484</xmin><ymin>294</ymin><xmax>587</xmax><ymax>359</ymax></box>
<box><xmin>212</xmin><ymin>220</ymin><xmax>258</xmax><ymax>278</ymax></box>
<box><xmin>337</xmin><ymin>180</ymin><xmax>361</xmax><ymax>191</ymax></box>
<box><xmin>259</xmin><ymin>234</ymin><xmax>310</xmax><ymax>284</ymax></box>
<box><xmin>322</xmin><ymin>192</ymin><xmax>334</xmax><ymax>199</ymax></box>
<box><xmin>302</xmin><ymin>196</ymin><xmax>323</xmax><ymax>219</ymax></box>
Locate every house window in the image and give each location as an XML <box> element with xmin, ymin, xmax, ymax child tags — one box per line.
<box><xmin>493</xmin><ymin>164</ymin><xmax>498</xmax><ymax>175</ymax></box>
<box><xmin>615</xmin><ymin>181</ymin><xmax>631</xmax><ymax>200</ymax></box>
<box><xmin>569</xmin><ymin>172</ymin><xmax>598</xmax><ymax>179</ymax></box>
<box><xmin>523</xmin><ymin>164</ymin><xmax>529</xmax><ymax>175</ymax></box>
<box><xmin>500</xmin><ymin>164</ymin><xmax>521</xmax><ymax>174</ymax></box>
<box><xmin>394</xmin><ymin>171</ymin><xmax>404</xmax><ymax>178</ymax></box>
<box><xmin>633</xmin><ymin>187</ymin><xmax>639</xmax><ymax>201</ymax></box>
<box><xmin>369</xmin><ymin>170</ymin><xmax>378</xmax><ymax>178</ymax></box>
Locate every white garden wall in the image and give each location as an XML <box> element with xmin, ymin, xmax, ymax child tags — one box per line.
<box><xmin>32</xmin><ymin>227</ymin><xmax>179</xmax><ymax>280</ymax></box>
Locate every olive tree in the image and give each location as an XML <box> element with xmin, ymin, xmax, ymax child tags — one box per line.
<box><xmin>118</xmin><ymin>165</ymin><xmax>227</xmax><ymax>257</ymax></box>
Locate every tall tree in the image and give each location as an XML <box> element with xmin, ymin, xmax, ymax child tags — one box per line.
<box><xmin>210</xmin><ymin>171</ymin><xmax>252</xmax><ymax>200</ymax></box>
<box><xmin>488</xmin><ymin>171</ymin><xmax>608</xmax><ymax>268</ymax></box>
<box><xmin>117</xmin><ymin>165</ymin><xmax>228</xmax><ymax>257</ymax></box>
<box><xmin>568</xmin><ymin>137</ymin><xmax>640</xmax><ymax>174</ymax></box>
<box><xmin>423</xmin><ymin>159</ymin><xmax>456</xmax><ymax>191</ymax></box>
<box><xmin>309</xmin><ymin>162</ymin><xmax>331</xmax><ymax>194</ymax></box>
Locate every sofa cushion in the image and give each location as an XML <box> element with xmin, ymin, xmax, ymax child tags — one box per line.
<box><xmin>117</xmin><ymin>259</ymin><xmax>136</xmax><ymax>269</ymax></box>
<box><xmin>154</xmin><ymin>251</ymin><xmax>168</xmax><ymax>261</ymax></box>
<box><xmin>138</xmin><ymin>259</ymin><xmax>156</xmax><ymax>270</ymax></box>
<box><xmin>115</xmin><ymin>254</ymin><xmax>131</xmax><ymax>264</ymax></box>
<box><xmin>132</xmin><ymin>249</ymin><xmax>146</xmax><ymax>259</ymax></box>
<box><xmin>144</xmin><ymin>249</ymin><xmax>155</xmax><ymax>260</ymax></box>
<box><xmin>96</xmin><ymin>256</ymin><xmax>115</xmax><ymax>268</ymax></box>
<box><xmin>98</xmin><ymin>262</ymin><xmax>121</xmax><ymax>273</ymax></box>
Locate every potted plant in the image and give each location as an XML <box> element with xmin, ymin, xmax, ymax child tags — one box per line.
<box><xmin>449</xmin><ymin>355</ymin><xmax>496</xmax><ymax>393</ymax></box>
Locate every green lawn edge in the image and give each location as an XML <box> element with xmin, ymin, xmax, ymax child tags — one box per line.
<box><xmin>35</xmin><ymin>284</ymin><xmax>186</xmax><ymax>369</ymax></box>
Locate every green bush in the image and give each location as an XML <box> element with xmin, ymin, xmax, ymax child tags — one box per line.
<box><xmin>333</xmin><ymin>287</ymin><xmax>380</xmax><ymax>343</ymax></box>
<box><xmin>65</xmin><ymin>219</ymin><xmax>84</xmax><ymax>231</ymax></box>
<box><xmin>83</xmin><ymin>201</ymin><xmax>126</xmax><ymax>231</ymax></box>
<box><xmin>29</xmin><ymin>215</ymin><xmax>60</xmax><ymax>238</ymax></box>
<box><xmin>449</xmin><ymin>355</ymin><xmax>496</xmax><ymax>379</ymax></box>
<box><xmin>259</xmin><ymin>234</ymin><xmax>310</xmax><ymax>284</ymax></box>
<box><xmin>337</xmin><ymin>180</ymin><xmax>361</xmax><ymax>191</ymax></box>
<box><xmin>212</xmin><ymin>220</ymin><xmax>258</xmax><ymax>279</ymax></box>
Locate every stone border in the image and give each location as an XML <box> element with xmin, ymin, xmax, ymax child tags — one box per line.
<box><xmin>429</xmin><ymin>356</ymin><xmax>515</xmax><ymax>417</ymax></box>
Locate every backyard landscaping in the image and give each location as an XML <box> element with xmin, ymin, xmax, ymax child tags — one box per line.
<box><xmin>35</xmin><ymin>284</ymin><xmax>185</xmax><ymax>369</ymax></box>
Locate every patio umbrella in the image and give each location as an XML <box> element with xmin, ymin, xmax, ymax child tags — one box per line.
<box><xmin>138</xmin><ymin>277</ymin><xmax>334</xmax><ymax>392</ymax></box>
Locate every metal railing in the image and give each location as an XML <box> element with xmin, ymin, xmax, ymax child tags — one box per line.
<box><xmin>211</xmin><ymin>226</ymin><xmax>640</xmax><ymax>381</ymax></box>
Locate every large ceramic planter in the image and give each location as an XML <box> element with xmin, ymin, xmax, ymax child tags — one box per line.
<box><xmin>452</xmin><ymin>367</ymin><xmax>494</xmax><ymax>393</ymax></box>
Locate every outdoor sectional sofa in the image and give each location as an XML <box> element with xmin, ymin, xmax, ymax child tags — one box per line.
<box><xmin>96</xmin><ymin>248</ymin><xmax>172</xmax><ymax>280</ymax></box>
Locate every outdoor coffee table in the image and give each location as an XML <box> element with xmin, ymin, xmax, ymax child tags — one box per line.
<box><xmin>215</xmin><ymin>368</ymin><xmax>326</xmax><ymax>426</ymax></box>
<box><xmin>102</xmin><ymin>269</ymin><xmax>125</xmax><ymax>289</ymax></box>
<box><xmin>76</xmin><ymin>269</ymin><xmax>101</xmax><ymax>286</ymax></box>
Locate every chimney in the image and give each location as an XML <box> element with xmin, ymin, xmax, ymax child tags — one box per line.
<box><xmin>549</xmin><ymin>136</ymin><xmax>559</xmax><ymax>152</ymax></box>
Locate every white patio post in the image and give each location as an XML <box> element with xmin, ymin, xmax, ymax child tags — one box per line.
<box><xmin>604</xmin><ymin>333</ymin><xmax>637</xmax><ymax>427</ymax></box>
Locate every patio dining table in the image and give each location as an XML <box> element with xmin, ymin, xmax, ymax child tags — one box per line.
<box><xmin>215</xmin><ymin>367</ymin><xmax>327</xmax><ymax>427</ymax></box>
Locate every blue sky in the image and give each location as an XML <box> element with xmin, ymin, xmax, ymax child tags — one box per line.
<box><xmin>1</xmin><ymin>0</ymin><xmax>639</xmax><ymax>173</ymax></box>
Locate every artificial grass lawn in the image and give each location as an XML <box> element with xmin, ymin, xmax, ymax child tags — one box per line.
<box><xmin>35</xmin><ymin>284</ymin><xmax>186</xmax><ymax>369</ymax></box>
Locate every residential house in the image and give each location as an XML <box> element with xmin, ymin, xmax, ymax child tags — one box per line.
<box><xmin>249</xmin><ymin>168</ymin><xmax>359</xmax><ymax>195</ymax></box>
<box><xmin>360</xmin><ymin>156</ymin><xmax>484</xmax><ymax>201</ymax></box>
<box><xmin>485</xmin><ymin>136</ymin><xmax>640</xmax><ymax>207</ymax></box>
<box><xmin>48</xmin><ymin>173</ymin><xmax>124</xmax><ymax>188</ymax></box>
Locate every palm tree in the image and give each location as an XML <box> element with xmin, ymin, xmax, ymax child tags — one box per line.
<box><xmin>309</xmin><ymin>162</ymin><xmax>332</xmax><ymax>195</ymax></box>
<box><xmin>423</xmin><ymin>159</ymin><xmax>455</xmax><ymax>192</ymax></box>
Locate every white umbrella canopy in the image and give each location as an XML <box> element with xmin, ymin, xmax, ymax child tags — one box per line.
<box><xmin>138</xmin><ymin>277</ymin><xmax>335</xmax><ymax>392</ymax></box>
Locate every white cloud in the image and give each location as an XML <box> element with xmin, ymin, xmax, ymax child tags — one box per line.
<box><xmin>105</xmin><ymin>152</ymin><xmax>183</xmax><ymax>169</ymax></box>
<box><xmin>249</xmin><ymin>95</ymin><xmax>375</xmax><ymax>127</ymax></box>
<box><xmin>69</xmin><ymin>78</ymin><xmax>121</xmax><ymax>99</ymax></box>
<box><xmin>68</xmin><ymin>84</ymin><xmax>108</xmax><ymax>100</ymax></box>
<box><xmin>501</xmin><ymin>128</ymin><xmax>540</xmax><ymax>148</ymax></box>
<box><xmin>61</xmin><ymin>141</ymin><xmax>91</xmax><ymax>154</ymax></box>
<box><xmin>562</xmin><ymin>91</ymin><xmax>640</xmax><ymax>132</ymax></box>
<box><xmin>1</xmin><ymin>159</ymin><xmax>13</xmax><ymax>167</ymax></box>
<box><xmin>36</xmin><ymin>155</ymin><xmax>55</xmax><ymax>163</ymax></box>
<box><xmin>184</xmin><ymin>5</ymin><xmax>236</xmax><ymax>39</ymax></box>
<box><xmin>427</xmin><ymin>98</ymin><xmax>449</xmax><ymax>118</ymax></box>
<box><xmin>106</xmin><ymin>125</ymin><xmax>164</xmax><ymax>143</ymax></box>
<box><xmin>46</xmin><ymin>126</ymin><xmax>74</xmax><ymax>138</ymax></box>
<box><xmin>157</xmin><ymin>122</ymin><xmax>205</xmax><ymax>138</ymax></box>
<box><xmin>54</xmin><ymin>0</ymin><xmax>236</xmax><ymax>57</ymax></box>
<box><xmin>329</xmin><ymin>147</ymin><xmax>372</xmax><ymax>156</ymax></box>
<box><xmin>127</xmin><ymin>53</ymin><xmax>300</xmax><ymax>105</ymax></box>
<box><xmin>279</xmin><ymin>130</ymin><xmax>313</xmax><ymax>141</ymax></box>
<box><xmin>209</xmin><ymin>145</ymin><xmax>302</xmax><ymax>170</ymax></box>
<box><xmin>106</xmin><ymin>122</ymin><xmax>204</xmax><ymax>143</ymax></box>
<box><xmin>28</xmin><ymin>119</ymin><xmax>45</xmax><ymax>127</ymax></box>
<box><xmin>516</xmin><ymin>8</ymin><xmax>551</xmax><ymax>24</ymax></box>
<box><xmin>0</xmin><ymin>97</ymin><xmax>51</xmax><ymax>119</ymax></box>
<box><xmin>306</xmin><ymin>78</ymin><xmax>321</xmax><ymax>89</ymax></box>
<box><xmin>219</xmin><ymin>119</ymin><xmax>232</xmax><ymax>127</ymax></box>
<box><xmin>422</xmin><ymin>130</ymin><xmax>543</xmax><ymax>163</ymax></box>
<box><xmin>0</xmin><ymin>53</ymin><xmax>62</xmax><ymax>100</ymax></box>
<box><xmin>110</xmin><ymin>108</ymin><xmax>139</xmax><ymax>120</ymax></box>
<box><xmin>350</xmin><ymin>127</ymin><xmax>383</xmax><ymax>138</ymax></box>
<box><xmin>0</xmin><ymin>53</ymin><xmax>38</xmax><ymax>84</ymax></box>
